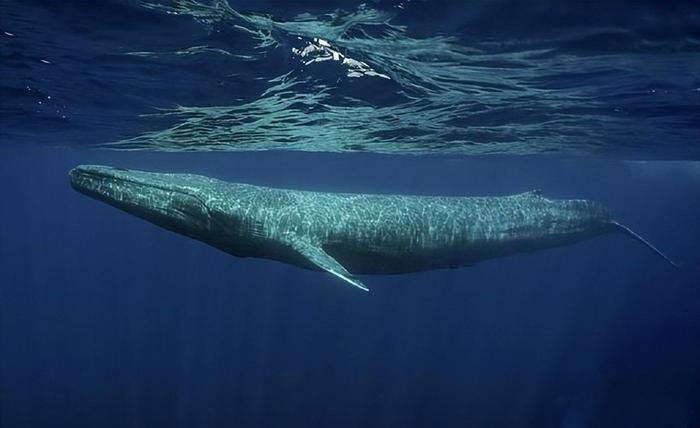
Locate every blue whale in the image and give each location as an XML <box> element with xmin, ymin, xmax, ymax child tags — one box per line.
<box><xmin>70</xmin><ymin>165</ymin><xmax>677</xmax><ymax>291</ymax></box>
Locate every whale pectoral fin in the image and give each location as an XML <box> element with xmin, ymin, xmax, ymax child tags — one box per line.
<box><xmin>285</xmin><ymin>235</ymin><xmax>369</xmax><ymax>292</ymax></box>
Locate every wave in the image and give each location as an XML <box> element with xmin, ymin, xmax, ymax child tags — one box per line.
<box><xmin>2</xmin><ymin>0</ymin><xmax>699</xmax><ymax>158</ymax></box>
<box><xmin>96</xmin><ymin>0</ymin><xmax>698</xmax><ymax>158</ymax></box>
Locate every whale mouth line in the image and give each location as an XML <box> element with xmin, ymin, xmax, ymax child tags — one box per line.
<box><xmin>70</xmin><ymin>165</ymin><xmax>209</xmax><ymax>205</ymax></box>
<box><xmin>70</xmin><ymin>165</ymin><xmax>206</xmax><ymax>206</ymax></box>
<box><xmin>70</xmin><ymin>166</ymin><xmax>178</xmax><ymax>195</ymax></box>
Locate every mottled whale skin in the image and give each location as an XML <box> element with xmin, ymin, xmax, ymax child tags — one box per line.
<box><xmin>69</xmin><ymin>165</ymin><xmax>676</xmax><ymax>291</ymax></box>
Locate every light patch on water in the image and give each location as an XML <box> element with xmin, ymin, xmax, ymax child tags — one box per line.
<box><xmin>292</xmin><ymin>38</ymin><xmax>390</xmax><ymax>79</ymax></box>
<box><xmin>126</xmin><ymin>45</ymin><xmax>255</xmax><ymax>61</ymax></box>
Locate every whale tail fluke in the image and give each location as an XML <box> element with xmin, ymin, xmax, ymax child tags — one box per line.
<box><xmin>609</xmin><ymin>220</ymin><xmax>679</xmax><ymax>268</ymax></box>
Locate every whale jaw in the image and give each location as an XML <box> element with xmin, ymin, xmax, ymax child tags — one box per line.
<box><xmin>69</xmin><ymin>165</ymin><xmax>211</xmax><ymax>238</ymax></box>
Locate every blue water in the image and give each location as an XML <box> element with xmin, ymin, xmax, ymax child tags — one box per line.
<box><xmin>2</xmin><ymin>0</ymin><xmax>700</xmax><ymax>156</ymax></box>
<box><xmin>1</xmin><ymin>1</ymin><xmax>700</xmax><ymax>427</ymax></box>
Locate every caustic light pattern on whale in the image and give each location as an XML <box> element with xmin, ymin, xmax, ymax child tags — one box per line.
<box><xmin>70</xmin><ymin>165</ymin><xmax>677</xmax><ymax>291</ymax></box>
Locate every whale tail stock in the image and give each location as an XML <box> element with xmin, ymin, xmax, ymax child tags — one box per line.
<box><xmin>609</xmin><ymin>220</ymin><xmax>679</xmax><ymax>268</ymax></box>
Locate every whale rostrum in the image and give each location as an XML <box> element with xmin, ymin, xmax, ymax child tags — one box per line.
<box><xmin>69</xmin><ymin>165</ymin><xmax>677</xmax><ymax>291</ymax></box>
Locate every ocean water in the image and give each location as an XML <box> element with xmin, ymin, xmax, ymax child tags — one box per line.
<box><xmin>1</xmin><ymin>1</ymin><xmax>700</xmax><ymax>427</ymax></box>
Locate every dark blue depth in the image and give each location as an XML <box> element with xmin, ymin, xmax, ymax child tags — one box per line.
<box><xmin>1</xmin><ymin>149</ymin><xmax>699</xmax><ymax>427</ymax></box>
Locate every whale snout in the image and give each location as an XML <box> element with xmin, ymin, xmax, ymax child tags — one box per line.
<box><xmin>69</xmin><ymin>165</ymin><xmax>212</xmax><ymax>234</ymax></box>
<box><xmin>69</xmin><ymin>165</ymin><xmax>129</xmax><ymax>194</ymax></box>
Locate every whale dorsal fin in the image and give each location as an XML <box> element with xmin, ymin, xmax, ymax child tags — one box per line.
<box><xmin>512</xmin><ymin>189</ymin><xmax>545</xmax><ymax>200</ymax></box>
<box><xmin>283</xmin><ymin>233</ymin><xmax>369</xmax><ymax>292</ymax></box>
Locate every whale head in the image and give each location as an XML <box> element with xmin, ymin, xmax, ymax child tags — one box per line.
<box><xmin>69</xmin><ymin>165</ymin><xmax>215</xmax><ymax>240</ymax></box>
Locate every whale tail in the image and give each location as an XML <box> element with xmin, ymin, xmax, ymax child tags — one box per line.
<box><xmin>609</xmin><ymin>220</ymin><xmax>679</xmax><ymax>268</ymax></box>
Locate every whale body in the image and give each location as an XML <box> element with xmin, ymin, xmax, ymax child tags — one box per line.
<box><xmin>69</xmin><ymin>165</ymin><xmax>676</xmax><ymax>291</ymax></box>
